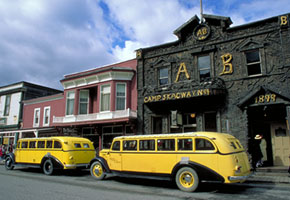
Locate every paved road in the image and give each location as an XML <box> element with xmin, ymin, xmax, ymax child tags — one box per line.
<box><xmin>0</xmin><ymin>166</ymin><xmax>289</xmax><ymax>200</ymax></box>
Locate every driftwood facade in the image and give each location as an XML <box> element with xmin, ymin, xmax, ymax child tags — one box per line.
<box><xmin>136</xmin><ymin>14</ymin><xmax>290</xmax><ymax>167</ymax></box>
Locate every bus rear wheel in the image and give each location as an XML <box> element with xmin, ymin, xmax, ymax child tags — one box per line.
<box><xmin>90</xmin><ymin>161</ymin><xmax>106</xmax><ymax>180</ymax></box>
<box><xmin>43</xmin><ymin>159</ymin><xmax>54</xmax><ymax>175</ymax></box>
<box><xmin>175</xmin><ymin>167</ymin><xmax>199</xmax><ymax>192</ymax></box>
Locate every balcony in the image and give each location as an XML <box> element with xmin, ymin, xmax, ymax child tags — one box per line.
<box><xmin>53</xmin><ymin>108</ymin><xmax>137</xmax><ymax>124</ymax></box>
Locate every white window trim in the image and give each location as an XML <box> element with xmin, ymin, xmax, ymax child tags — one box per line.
<box><xmin>100</xmin><ymin>84</ymin><xmax>111</xmax><ymax>112</ymax></box>
<box><xmin>43</xmin><ymin>106</ymin><xmax>51</xmax><ymax>127</ymax></box>
<box><xmin>115</xmin><ymin>82</ymin><xmax>127</xmax><ymax>111</ymax></box>
<box><xmin>33</xmin><ymin>108</ymin><xmax>41</xmax><ymax>127</ymax></box>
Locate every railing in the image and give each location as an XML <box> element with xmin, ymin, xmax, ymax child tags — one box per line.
<box><xmin>53</xmin><ymin>108</ymin><xmax>137</xmax><ymax>124</ymax></box>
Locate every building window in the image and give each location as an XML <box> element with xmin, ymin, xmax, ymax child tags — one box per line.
<box><xmin>159</xmin><ymin>68</ymin><xmax>168</xmax><ymax>85</ymax></box>
<box><xmin>246</xmin><ymin>50</ymin><xmax>261</xmax><ymax>76</ymax></box>
<box><xmin>33</xmin><ymin>108</ymin><xmax>40</xmax><ymax>127</ymax></box>
<box><xmin>100</xmin><ymin>85</ymin><xmax>111</xmax><ymax>112</ymax></box>
<box><xmin>116</xmin><ymin>83</ymin><xmax>126</xmax><ymax>110</ymax></box>
<box><xmin>4</xmin><ymin>95</ymin><xmax>11</xmax><ymax>116</ymax></box>
<box><xmin>66</xmin><ymin>91</ymin><xmax>75</xmax><ymax>115</ymax></box>
<box><xmin>43</xmin><ymin>106</ymin><xmax>50</xmax><ymax>126</ymax></box>
<box><xmin>79</xmin><ymin>90</ymin><xmax>89</xmax><ymax>114</ymax></box>
<box><xmin>198</xmin><ymin>55</ymin><xmax>211</xmax><ymax>81</ymax></box>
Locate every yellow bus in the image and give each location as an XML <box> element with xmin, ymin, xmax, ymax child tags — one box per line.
<box><xmin>5</xmin><ymin>137</ymin><xmax>96</xmax><ymax>175</ymax></box>
<box><xmin>90</xmin><ymin>132</ymin><xmax>252</xmax><ymax>192</ymax></box>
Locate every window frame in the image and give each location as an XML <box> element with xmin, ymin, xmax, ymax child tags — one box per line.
<box><xmin>4</xmin><ymin>95</ymin><xmax>11</xmax><ymax>116</ymax></box>
<box><xmin>245</xmin><ymin>49</ymin><xmax>262</xmax><ymax>77</ymax></box>
<box><xmin>197</xmin><ymin>54</ymin><xmax>211</xmax><ymax>81</ymax></box>
<box><xmin>100</xmin><ymin>84</ymin><xmax>111</xmax><ymax>112</ymax></box>
<box><xmin>66</xmin><ymin>91</ymin><xmax>75</xmax><ymax>116</ymax></box>
<box><xmin>33</xmin><ymin>108</ymin><xmax>41</xmax><ymax>127</ymax></box>
<box><xmin>43</xmin><ymin>106</ymin><xmax>51</xmax><ymax>126</ymax></box>
<box><xmin>158</xmin><ymin>67</ymin><xmax>169</xmax><ymax>86</ymax></box>
<box><xmin>115</xmin><ymin>82</ymin><xmax>126</xmax><ymax>111</ymax></box>
<box><xmin>79</xmin><ymin>90</ymin><xmax>89</xmax><ymax>115</ymax></box>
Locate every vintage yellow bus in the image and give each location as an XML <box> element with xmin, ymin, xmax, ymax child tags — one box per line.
<box><xmin>90</xmin><ymin>132</ymin><xmax>252</xmax><ymax>192</ymax></box>
<box><xmin>5</xmin><ymin>137</ymin><xmax>96</xmax><ymax>175</ymax></box>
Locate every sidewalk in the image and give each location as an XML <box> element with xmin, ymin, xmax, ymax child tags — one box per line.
<box><xmin>246</xmin><ymin>166</ymin><xmax>290</xmax><ymax>184</ymax></box>
<box><xmin>1</xmin><ymin>159</ymin><xmax>289</xmax><ymax>184</ymax></box>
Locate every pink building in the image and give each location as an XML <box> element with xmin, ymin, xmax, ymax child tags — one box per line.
<box><xmin>22</xmin><ymin>59</ymin><xmax>137</xmax><ymax>149</ymax></box>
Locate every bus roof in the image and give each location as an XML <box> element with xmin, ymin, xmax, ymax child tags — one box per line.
<box><xmin>18</xmin><ymin>136</ymin><xmax>91</xmax><ymax>143</ymax></box>
<box><xmin>114</xmin><ymin>132</ymin><xmax>235</xmax><ymax>140</ymax></box>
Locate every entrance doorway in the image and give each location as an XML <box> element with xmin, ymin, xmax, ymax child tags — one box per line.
<box><xmin>248</xmin><ymin>104</ymin><xmax>289</xmax><ymax>166</ymax></box>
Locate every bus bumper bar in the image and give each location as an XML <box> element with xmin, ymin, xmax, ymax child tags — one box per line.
<box><xmin>228</xmin><ymin>173</ymin><xmax>253</xmax><ymax>181</ymax></box>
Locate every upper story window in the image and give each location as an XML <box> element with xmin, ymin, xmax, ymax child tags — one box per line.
<box><xmin>4</xmin><ymin>95</ymin><xmax>11</xmax><ymax>116</ymax></box>
<box><xmin>33</xmin><ymin>108</ymin><xmax>40</xmax><ymax>127</ymax></box>
<box><xmin>100</xmin><ymin>85</ymin><xmax>111</xmax><ymax>112</ymax></box>
<box><xmin>79</xmin><ymin>90</ymin><xmax>89</xmax><ymax>114</ymax></box>
<box><xmin>159</xmin><ymin>68</ymin><xmax>169</xmax><ymax>86</ymax></box>
<box><xmin>198</xmin><ymin>55</ymin><xmax>211</xmax><ymax>81</ymax></box>
<box><xmin>116</xmin><ymin>83</ymin><xmax>126</xmax><ymax>110</ymax></box>
<box><xmin>245</xmin><ymin>50</ymin><xmax>261</xmax><ymax>76</ymax></box>
<box><xmin>43</xmin><ymin>106</ymin><xmax>50</xmax><ymax>126</ymax></box>
<box><xmin>66</xmin><ymin>91</ymin><xmax>75</xmax><ymax>115</ymax></box>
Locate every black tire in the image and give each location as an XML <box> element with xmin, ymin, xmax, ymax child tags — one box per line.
<box><xmin>43</xmin><ymin>159</ymin><xmax>54</xmax><ymax>175</ymax></box>
<box><xmin>175</xmin><ymin>167</ymin><xmax>199</xmax><ymax>192</ymax></box>
<box><xmin>90</xmin><ymin>161</ymin><xmax>106</xmax><ymax>180</ymax></box>
<box><xmin>5</xmin><ymin>157</ymin><xmax>14</xmax><ymax>170</ymax></box>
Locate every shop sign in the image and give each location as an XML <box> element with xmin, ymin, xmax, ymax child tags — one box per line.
<box><xmin>144</xmin><ymin>89</ymin><xmax>211</xmax><ymax>103</ymax></box>
<box><xmin>280</xmin><ymin>15</ymin><xmax>289</xmax><ymax>27</ymax></box>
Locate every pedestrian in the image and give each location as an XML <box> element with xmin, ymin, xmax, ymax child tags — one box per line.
<box><xmin>251</xmin><ymin>134</ymin><xmax>264</xmax><ymax>171</ymax></box>
<box><xmin>0</xmin><ymin>145</ymin><xmax>2</xmax><ymax>160</ymax></box>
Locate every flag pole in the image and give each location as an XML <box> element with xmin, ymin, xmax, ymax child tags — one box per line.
<box><xmin>200</xmin><ymin>0</ymin><xmax>204</xmax><ymax>23</ymax></box>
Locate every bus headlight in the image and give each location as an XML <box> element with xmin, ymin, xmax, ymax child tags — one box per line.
<box><xmin>234</xmin><ymin>165</ymin><xmax>242</xmax><ymax>174</ymax></box>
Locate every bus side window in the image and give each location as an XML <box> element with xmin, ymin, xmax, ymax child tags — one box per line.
<box><xmin>178</xmin><ymin>139</ymin><xmax>193</xmax><ymax>151</ymax></box>
<box><xmin>54</xmin><ymin>141</ymin><xmax>62</xmax><ymax>149</ymax></box>
<box><xmin>157</xmin><ymin>139</ymin><xmax>175</xmax><ymax>151</ymax></box>
<box><xmin>112</xmin><ymin>141</ymin><xmax>120</xmax><ymax>151</ymax></box>
<box><xmin>83</xmin><ymin>143</ymin><xmax>90</xmax><ymax>148</ymax></box>
<box><xmin>29</xmin><ymin>141</ymin><xmax>36</xmax><ymax>148</ymax></box>
<box><xmin>46</xmin><ymin>141</ymin><xmax>53</xmax><ymax>148</ymax></box>
<box><xmin>38</xmin><ymin>141</ymin><xmax>45</xmax><ymax>148</ymax></box>
<box><xmin>139</xmin><ymin>140</ymin><xmax>155</xmax><ymax>151</ymax></box>
<box><xmin>74</xmin><ymin>143</ymin><xmax>81</xmax><ymax>148</ymax></box>
<box><xmin>195</xmin><ymin>139</ymin><xmax>215</xmax><ymax>151</ymax></box>
<box><xmin>123</xmin><ymin>140</ymin><xmax>137</xmax><ymax>151</ymax></box>
<box><xmin>21</xmin><ymin>141</ymin><xmax>28</xmax><ymax>149</ymax></box>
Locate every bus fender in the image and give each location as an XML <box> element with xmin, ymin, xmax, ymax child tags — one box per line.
<box><xmin>41</xmin><ymin>154</ymin><xmax>64</xmax><ymax>169</ymax></box>
<box><xmin>89</xmin><ymin>157</ymin><xmax>111</xmax><ymax>173</ymax></box>
<box><xmin>171</xmin><ymin>161</ymin><xmax>224</xmax><ymax>182</ymax></box>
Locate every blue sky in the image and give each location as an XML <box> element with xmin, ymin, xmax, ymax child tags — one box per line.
<box><xmin>0</xmin><ymin>0</ymin><xmax>289</xmax><ymax>89</ymax></box>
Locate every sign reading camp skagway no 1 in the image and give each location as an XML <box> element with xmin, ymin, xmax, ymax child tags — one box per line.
<box><xmin>144</xmin><ymin>89</ymin><xmax>213</xmax><ymax>103</ymax></box>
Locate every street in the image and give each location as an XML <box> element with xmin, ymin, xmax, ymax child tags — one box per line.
<box><xmin>0</xmin><ymin>166</ymin><xmax>289</xmax><ymax>200</ymax></box>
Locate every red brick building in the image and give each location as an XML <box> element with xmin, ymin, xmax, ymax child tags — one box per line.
<box><xmin>22</xmin><ymin>59</ymin><xmax>137</xmax><ymax>150</ymax></box>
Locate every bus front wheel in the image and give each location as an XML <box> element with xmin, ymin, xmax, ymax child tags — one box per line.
<box><xmin>5</xmin><ymin>157</ymin><xmax>14</xmax><ymax>170</ymax></box>
<box><xmin>90</xmin><ymin>161</ymin><xmax>106</xmax><ymax>180</ymax></box>
<box><xmin>175</xmin><ymin>167</ymin><xmax>199</xmax><ymax>192</ymax></box>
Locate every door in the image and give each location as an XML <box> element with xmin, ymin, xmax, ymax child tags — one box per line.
<box><xmin>271</xmin><ymin>123</ymin><xmax>290</xmax><ymax>166</ymax></box>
